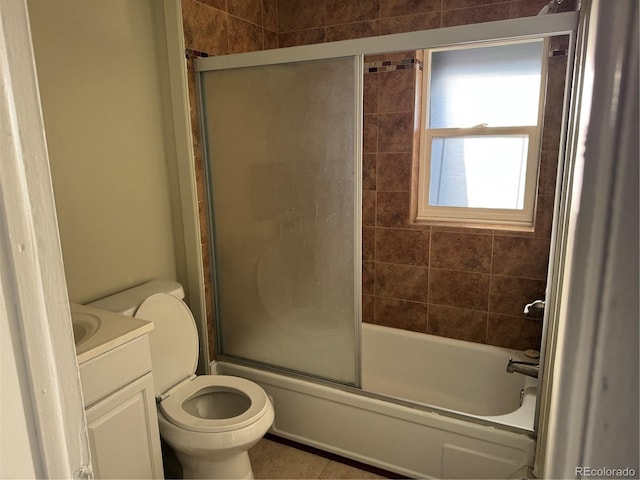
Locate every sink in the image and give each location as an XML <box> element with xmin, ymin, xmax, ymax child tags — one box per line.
<box><xmin>72</xmin><ymin>311</ymin><xmax>101</xmax><ymax>345</ymax></box>
<box><xmin>70</xmin><ymin>303</ymin><xmax>153</xmax><ymax>364</ymax></box>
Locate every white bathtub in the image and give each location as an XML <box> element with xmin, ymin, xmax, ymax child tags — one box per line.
<box><xmin>214</xmin><ymin>323</ymin><xmax>537</xmax><ymax>479</ymax></box>
<box><xmin>363</xmin><ymin>323</ymin><xmax>538</xmax><ymax>431</ymax></box>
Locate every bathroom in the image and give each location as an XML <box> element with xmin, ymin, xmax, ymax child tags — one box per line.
<box><xmin>1</xmin><ymin>0</ymin><xmax>637</xmax><ymax>479</ymax></box>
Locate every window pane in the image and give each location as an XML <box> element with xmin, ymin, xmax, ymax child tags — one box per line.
<box><xmin>429</xmin><ymin>41</ymin><xmax>544</xmax><ymax>128</ymax></box>
<box><xmin>429</xmin><ymin>135</ymin><xmax>529</xmax><ymax>209</ymax></box>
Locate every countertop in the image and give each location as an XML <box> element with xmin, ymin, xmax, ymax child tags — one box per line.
<box><xmin>71</xmin><ymin>302</ymin><xmax>153</xmax><ymax>364</ymax></box>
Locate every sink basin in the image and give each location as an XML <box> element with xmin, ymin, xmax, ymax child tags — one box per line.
<box><xmin>72</xmin><ymin>311</ymin><xmax>101</xmax><ymax>345</ymax></box>
<box><xmin>70</xmin><ymin>303</ymin><xmax>153</xmax><ymax>364</ymax></box>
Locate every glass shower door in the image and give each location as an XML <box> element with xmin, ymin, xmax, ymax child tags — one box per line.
<box><xmin>199</xmin><ymin>56</ymin><xmax>361</xmax><ymax>386</ymax></box>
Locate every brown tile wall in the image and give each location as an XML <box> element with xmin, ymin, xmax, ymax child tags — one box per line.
<box><xmin>276</xmin><ymin>0</ymin><xmax>576</xmax><ymax>47</ymax></box>
<box><xmin>362</xmin><ymin>38</ymin><xmax>570</xmax><ymax>350</ymax></box>
<box><xmin>185</xmin><ymin>58</ymin><xmax>217</xmax><ymax>359</ymax></box>
<box><xmin>182</xmin><ymin>0</ymin><xmax>278</xmax><ymax>55</ymax></box>
<box><xmin>181</xmin><ymin>0</ymin><xmax>576</xmax><ymax>358</ymax></box>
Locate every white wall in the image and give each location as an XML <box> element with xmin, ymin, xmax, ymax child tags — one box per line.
<box><xmin>28</xmin><ymin>0</ymin><xmax>178</xmax><ymax>303</ymax></box>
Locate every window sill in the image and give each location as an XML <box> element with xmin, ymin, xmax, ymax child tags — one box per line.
<box><xmin>410</xmin><ymin>218</ymin><xmax>536</xmax><ymax>234</ymax></box>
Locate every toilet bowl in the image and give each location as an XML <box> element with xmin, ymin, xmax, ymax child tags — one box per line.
<box><xmin>154</xmin><ymin>376</ymin><xmax>274</xmax><ymax>479</ymax></box>
<box><xmin>92</xmin><ymin>282</ymin><xmax>274</xmax><ymax>479</ymax></box>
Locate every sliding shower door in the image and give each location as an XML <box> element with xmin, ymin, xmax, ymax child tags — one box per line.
<box><xmin>199</xmin><ymin>56</ymin><xmax>361</xmax><ymax>386</ymax></box>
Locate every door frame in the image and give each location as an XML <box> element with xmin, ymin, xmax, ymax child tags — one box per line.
<box><xmin>0</xmin><ymin>0</ymin><xmax>89</xmax><ymax>477</ymax></box>
<box><xmin>535</xmin><ymin>0</ymin><xmax>640</xmax><ymax>475</ymax></box>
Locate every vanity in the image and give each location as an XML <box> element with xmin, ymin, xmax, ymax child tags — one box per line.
<box><xmin>72</xmin><ymin>303</ymin><xmax>164</xmax><ymax>479</ymax></box>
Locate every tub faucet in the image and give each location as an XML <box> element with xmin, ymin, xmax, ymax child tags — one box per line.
<box><xmin>506</xmin><ymin>358</ymin><xmax>539</xmax><ymax>378</ymax></box>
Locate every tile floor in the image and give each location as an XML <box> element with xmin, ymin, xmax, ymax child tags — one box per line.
<box><xmin>248</xmin><ymin>437</ymin><xmax>387</xmax><ymax>479</ymax></box>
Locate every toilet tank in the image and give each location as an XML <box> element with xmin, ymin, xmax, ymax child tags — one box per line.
<box><xmin>87</xmin><ymin>280</ymin><xmax>185</xmax><ymax>316</ymax></box>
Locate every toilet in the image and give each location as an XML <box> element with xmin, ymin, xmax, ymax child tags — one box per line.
<box><xmin>89</xmin><ymin>280</ymin><xmax>274</xmax><ymax>479</ymax></box>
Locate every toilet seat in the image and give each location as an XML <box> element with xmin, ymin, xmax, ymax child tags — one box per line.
<box><xmin>159</xmin><ymin>376</ymin><xmax>270</xmax><ymax>433</ymax></box>
<box><xmin>134</xmin><ymin>294</ymin><xmax>271</xmax><ymax>434</ymax></box>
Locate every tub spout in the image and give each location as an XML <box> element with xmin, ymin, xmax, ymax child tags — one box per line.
<box><xmin>506</xmin><ymin>358</ymin><xmax>539</xmax><ymax>378</ymax></box>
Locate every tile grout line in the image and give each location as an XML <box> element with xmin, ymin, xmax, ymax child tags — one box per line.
<box><xmin>372</xmin><ymin>58</ymin><xmax>379</xmax><ymax>325</ymax></box>
<box><xmin>260</xmin><ymin>0</ymin><xmax>265</xmax><ymax>50</ymax></box>
<box><xmin>315</xmin><ymin>456</ymin><xmax>332</xmax><ymax>479</ymax></box>
<box><xmin>323</xmin><ymin>0</ymin><xmax>327</xmax><ymax>43</ymax></box>
<box><xmin>487</xmin><ymin>232</ymin><xmax>495</xmax><ymax>343</ymax></box>
<box><xmin>427</xmin><ymin>227</ymin><xmax>432</xmax><ymax>290</ymax></box>
<box><xmin>426</xmin><ymin>227</ymin><xmax>432</xmax><ymax>333</ymax></box>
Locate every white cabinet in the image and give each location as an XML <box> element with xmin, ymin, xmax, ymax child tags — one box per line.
<box><xmin>79</xmin><ymin>334</ymin><xmax>163</xmax><ymax>479</ymax></box>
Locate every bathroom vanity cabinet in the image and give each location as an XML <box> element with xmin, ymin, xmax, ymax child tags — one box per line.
<box><xmin>75</xmin><ymin>312</ymin><xmax>164</xmax><ymax>479</ymax></box>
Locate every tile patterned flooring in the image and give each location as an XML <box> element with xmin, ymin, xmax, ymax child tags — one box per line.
<box><xmin>249</xmin><ymin>438</ymin><xmax>387</xmax><ymax>479</ymax></box>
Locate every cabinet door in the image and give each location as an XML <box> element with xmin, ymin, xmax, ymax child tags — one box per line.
<box><xmin>86</xmin><ymin>373</ymin><xmax>163</xmax><ymax>479</ymax></box>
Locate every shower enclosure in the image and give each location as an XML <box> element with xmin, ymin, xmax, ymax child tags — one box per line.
<box><xmin>199</xmin><ymin>56</ymin><xmax>362</xmax><ymax>385</ymax></box>
<box><xmin>196</xmin><ymin>12</ymin><xmax>579</xmax><ymax>479</ymax></box>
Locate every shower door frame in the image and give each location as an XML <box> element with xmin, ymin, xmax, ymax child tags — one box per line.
<box><xmin>197</xmin><ymin>55</ymin><xmax>365</xmax><ymax>387</ymax></box>
<box><xmin>195</xmin><ymin>11</ymin><xmax>579</xmax><ymax>428</ymax></box>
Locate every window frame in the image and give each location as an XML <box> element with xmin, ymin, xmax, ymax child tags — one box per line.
<box><xmin>416</xmin><ymin>38</ymin><xmax>550</xmax><ymax>227</ymax></box>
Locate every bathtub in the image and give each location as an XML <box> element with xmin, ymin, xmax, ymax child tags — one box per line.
<box><xmin>214</xmin><ymin>323</ymin><xmax>537</xmax><ymax>479</ymax></box>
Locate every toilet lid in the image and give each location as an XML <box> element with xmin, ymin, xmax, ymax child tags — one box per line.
<box><xmin>159</xmin><ymin>375</ymin><xmax>271</xmax><ymax>433</ymax></box>
<box><xmin>135</xmin><ymin>293</ymin><xmax>199</xmax><ymax>397</ymax></box>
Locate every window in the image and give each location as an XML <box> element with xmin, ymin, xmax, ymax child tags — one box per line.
<box><xmin>416</xmin><ymin>39</ymin><xmax>548</xmax><ymax>226</ymax></box>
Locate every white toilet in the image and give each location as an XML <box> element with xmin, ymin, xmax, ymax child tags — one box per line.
<box><xmin>89</xmin><ymin>281</ymin><xmax>274</xmax><ymax>479</ymax></box>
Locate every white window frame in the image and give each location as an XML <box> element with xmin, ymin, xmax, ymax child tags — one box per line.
<box><xmin>416</xmin><ymin>38</ymin><xmax>550</xmax><ymax>227</ymax></box>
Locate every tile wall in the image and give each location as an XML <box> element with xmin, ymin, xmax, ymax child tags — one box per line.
<box><xmin>361</xmin><ymin>40</ymin><xmax>568</xmax><ymax>350</ymax></box>
<box><xmin>182</xmin><ymin>0</ymin><xmax>278</xmax><ymax>55</ymax></box>
<box><xmin>275</xmin><ymin>0</ymin><xmax>577</xmax><ymax>46</ymax></box>
<box><xmin>181</xmin><ymin>0</ymin><xmax>575</xmax><ymax>357</ymax></box>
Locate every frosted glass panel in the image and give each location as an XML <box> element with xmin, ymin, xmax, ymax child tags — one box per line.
<box><xmin>201</xmin><ymin>57</ymin><xmax>359</xmax><ymax>385</ymax></box>
<box><xmin>429</xmin><ymin>135</ymin><xmax>529</xmax><ymax>209</ymax></box>
<box><xmin>429</xmin><ymin>41</ymin><xmax>544</xmax><ymax>128</ymax></box>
